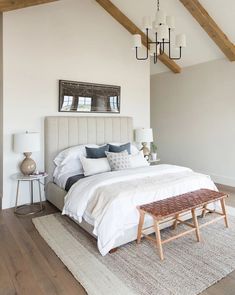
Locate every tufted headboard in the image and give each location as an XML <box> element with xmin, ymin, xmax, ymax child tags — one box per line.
<box><xmin>44</xmin><ymin>116</ymin><xmax>133</xmax><ymax>182</ymax></box>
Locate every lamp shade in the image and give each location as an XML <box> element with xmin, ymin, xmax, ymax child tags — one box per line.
<box><xmin>142</xmin><ymin>16</ymin><xmax>152</xmax><ymax>29</ymax></box>
<box><xmin>155</xmin><ymin>10</ymin><xmax>166</xmax><ymax>25</ymax></box>
<box><xmin>157</xmin><ymin>24</ymin><xmax>169</xmax><ymax>41</ymax></box>
<box><xmin>135</xmin><ymin>128</ymin><xmax>153</xmax><ymax>143</ymax></box>
<box><xmin>133</xmin><ymin>34</ymin><xmax>142</xmax><ymax>48</ymax></box>
<box><xmin>166</xmin><ymin>15</ymin><xmax>175</xmax><ymax>29</ymax></box>
<box><xmin>14</xmin><ymin>132</ymin><xmax>40</xmax><ymax>153</ymax></box>
<box><xmin>175</xmin><ymin>34</ymin><xmax>186</xmax><ymax>48</ymax></box>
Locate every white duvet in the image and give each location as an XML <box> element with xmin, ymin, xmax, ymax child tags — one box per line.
<box><xmin>62</xmin><ymin>164</ymin><xmax>217</xmax><ymax>255</ymax></box>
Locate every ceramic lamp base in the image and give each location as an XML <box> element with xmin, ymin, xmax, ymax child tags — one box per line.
<box><xmin>140</xmin><ymin>142</ymin><xmax>150</xmax><ymax>157</ymax></box>
<box><xmin>20</xmin><ymin>152</ymin><xmax>36</xmax><ymax>175</ymax></box>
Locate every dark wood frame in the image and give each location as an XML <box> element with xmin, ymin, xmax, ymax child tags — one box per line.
<box><xmin>59</xmin><ymin>80</ymin><xmax>121</xmax><ymax>114</ymax></box>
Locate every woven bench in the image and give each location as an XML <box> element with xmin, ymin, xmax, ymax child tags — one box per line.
<box><xmin>137</xmin><ymin>189</ymin><xmax>228</xmax><ymax>260</ymax></box>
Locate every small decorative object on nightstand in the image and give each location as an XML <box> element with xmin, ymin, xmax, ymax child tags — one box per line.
<box><xmin>12</xmin><ymin>172</ymin><xmax>48</xmax><ymax>216</ymax></box>
<box><xmin>150</xmin><ymin>142</ymin><xmax>158</xmax><ymax>161</ymax></box>
<box><xmin>135</xmin><ymin>128</ymin><xmax>153</xmax><ymax>159</ymax></box>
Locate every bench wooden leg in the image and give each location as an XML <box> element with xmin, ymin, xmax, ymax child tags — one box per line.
<box><xmin>172</xmin><ymin>214</ymin><xmax>179</xmax><ymax>230</ymax></box>
<box><xmin>191</xmin><ymin>208</ymin><xmax>201</xmax><ymax>242</ymax></box>
<box><xmin>220</xmin><ymin>198</ymin><xmax>229</xmax><ymax>228</ymax></box>
<box><xmin>201</xmin><ymin>205</ymin><xmax>207</xmax><ymax>218</ymax></box>
<box><xmin>153</xmin><ymin>220</ymin><xmax>164</xmax><ymax>261</ymax></box>
<box><xmin>109</xmin><ymin>247</ymin><xmax>118</xmax><ymax>254</ymax></box>
<box><xmin>137</xmin><ymin>209</ymin><xmax>145</xmax><ymax>244</ymax></box>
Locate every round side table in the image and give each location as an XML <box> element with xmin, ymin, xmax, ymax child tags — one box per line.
<box><xmin>12</xmin><ymin>173</ymin><xmax>48</xmax><ymax>216</ymax></box>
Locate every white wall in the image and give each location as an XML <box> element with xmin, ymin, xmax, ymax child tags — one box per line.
<box><xmin>151</xmin><ymin>58</ymin><xmax>235</xmax><ymax>186</ymax></box>
<box><xmin>2</xmin><ymin>0</ymin><xmax>150</xmax><ymax>209</ymax></box>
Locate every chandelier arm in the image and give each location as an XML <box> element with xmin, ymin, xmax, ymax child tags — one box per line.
<box><xmin>159</xmin><ymin>42</ymin><xmax>162</xmax><ymax>55</ymax></box>
<box><xmin>154</xmin><ymin>52</ymin><xmax>157</xmax><ymax>63</ymax></box>
<box><xmin>135</xmin><ymin>47</ymin><xmax>148</xmax><ymax>60</ymax></box>
<box><xmin>146</xmin><ymin>28</ymin><xmax>149</xmax><ymax>59</ymax></box>
<box><xmin>135</xmin><ymin>29</ymin><xmax>149</xmax><ymax>60</ymax></box>
<box><xmin>168</xmin><ymin>28</ymin><xmax>182</xmax><ymax>60</ymax></box>
<box><xmin>155</xmin><ymin>33</ymin><xmax>158</xmax><ymax>57</ymax></box>
<box><xmin>169</xmin><ymin>46</ymin><xmax>182</xmax><ymax>60</ymax></box>
<box><xmin>162</xmin><ymin>39</ymin><xmax>165</xmax><ymax>54</ymax></box>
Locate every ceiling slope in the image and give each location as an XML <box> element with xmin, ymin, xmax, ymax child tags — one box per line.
<box><xmin>180</xmin><ymin>0</ymin><xmax>235</xmax><ymax>61</ymax></box>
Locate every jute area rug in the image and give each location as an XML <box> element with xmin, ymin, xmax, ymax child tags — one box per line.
<box><xmin>33</xmin><ymin>213</ymin><xmax>235</xmax><ymax>295</ymax></box>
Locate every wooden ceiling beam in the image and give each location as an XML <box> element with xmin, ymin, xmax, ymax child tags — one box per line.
<box><xmin>96</xmin><ymin>0</ymin><xmax>181</xmax><ymax>73</ymax></box>
<box><xmin>179</xmin><ymin>0</ymin><xmax>235</xmax><ymax>61</ymax></box>
<box><xmin>0</xmin><ymin>0</ymin><xmax>58</xmax><ymax>12</ymax></box>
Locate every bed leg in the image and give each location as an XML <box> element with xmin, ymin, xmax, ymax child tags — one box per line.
<box><xmin>109</xmin><ymin>247</ymin><xmax>118</xmax><ymax>254</ymax></box>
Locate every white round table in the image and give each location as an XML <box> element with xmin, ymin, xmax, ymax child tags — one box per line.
<box><xmin>12</xmin><ymin>173</ymin><xmax>48</xmax><ymax>216</ymax></box>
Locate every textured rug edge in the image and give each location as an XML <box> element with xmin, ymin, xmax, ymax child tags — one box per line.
<box><xmin>32</xmin><ymin>215</ymin><xmax>136</xmax><ymax>295</ymax></box>
<box><xmin>32</xmin><ymin>217</ymin><xmax>92</xmax><ymax>295</ymax></box>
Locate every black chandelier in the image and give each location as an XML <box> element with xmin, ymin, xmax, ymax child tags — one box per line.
<box><xmin>133</xmin><ymin>0</ymin><xmax>186</xmax><ymax>63</ymax></box>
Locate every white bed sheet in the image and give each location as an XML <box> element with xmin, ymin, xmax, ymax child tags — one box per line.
<box><xmin>62</xmin><ymin>164</ymin><xmax>217</xmax><ymax>256</ymax></box>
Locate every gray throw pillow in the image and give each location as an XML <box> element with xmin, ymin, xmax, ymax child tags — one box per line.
<box><xmin>106</xmin><ymin>151</ymin><xmax>131</xmax><ymax>171</ymax></box>
<box><xmin>86</xmin><ymin>145</ymin><xmax>109</xmax><ymax>158</ymax></box>
<box><xmin>108</xmin><ymin>143</ymin><xmax>131</xmax><ymax>154</ymax></box>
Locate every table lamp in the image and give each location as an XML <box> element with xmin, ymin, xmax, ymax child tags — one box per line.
<box><xmin>13</xmin><ymin>132</ymin><xmax>40</xmax><ymax>175</ymax></box>
<box><xmin>135</xmin><ymin>128</ymin><xmax>153</xmax><ymax>157</ymax></box>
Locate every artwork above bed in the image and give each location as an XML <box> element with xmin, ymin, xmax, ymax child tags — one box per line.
<box><xmin>59</xmin><ymin>80</ymin><xmax>120</xmax><ymax>113</ymax></box>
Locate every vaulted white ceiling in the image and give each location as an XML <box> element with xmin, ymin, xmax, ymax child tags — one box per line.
<box><xmin>111</xmin><ymin>0</ymin><xmax>235</xmax><ymax>75</ymax></box>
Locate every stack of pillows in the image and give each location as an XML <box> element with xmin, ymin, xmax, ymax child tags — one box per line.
<box><xmin>54</xmin><ymin>142</ymin><xmax>149</xmax><ymax>179</ymax></box>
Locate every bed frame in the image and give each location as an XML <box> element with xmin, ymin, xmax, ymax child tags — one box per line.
<box><xmin>44</xmin><ymin>116</ymin><xmax>194</xmax><ymax>252</ymax></box>
<box><xmin>44</xmin><ymin>116</ymin><xmax>149</xmax><ymax>249</ymax></box>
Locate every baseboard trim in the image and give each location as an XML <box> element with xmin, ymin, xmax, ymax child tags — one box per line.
<box><xmin>211</xmin><ymin>174</ymin><xmax>235</xmax><ymax>187</ymax></box>
<box><xmin>195</xmin><ymin>170</ymin><xmax>235</xmax><ymax>188</ymax></box>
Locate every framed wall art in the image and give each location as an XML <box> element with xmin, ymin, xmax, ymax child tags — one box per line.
<box><xmin>59</xmin><ymin>80</ymin><xmax>120</xmax><ymax>113</ymax></box>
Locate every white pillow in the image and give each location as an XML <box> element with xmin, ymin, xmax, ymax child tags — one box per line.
<box><xmin>129</xmin><ymin>151</ymin><xmax>150</xmax><ymax>168</ymax></box>
<box><xmin>54</xmin><ymin>144</ymin><xmax>98</xmax><ymax>167</ymax></box>
<box><xmin>80</xmin><ymin>157</ymin><xmax>111</xmax><ymax>176</ymax></box>
<box><xmin>53</xmin><ymin>160</ymin><xmax>81</xmax><ymax>180</ymax></box>
<box><xmin>53</xmin><ymin>144</ymin><xmax>98</xmax><ymax>179</ymax></box>
<box><xmin>108</xmin><ymin>142</ymin><xmax>139</xmax><ymax>155</ymax></box>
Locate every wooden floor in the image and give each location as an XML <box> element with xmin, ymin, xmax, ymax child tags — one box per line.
<box><xmin>0</xmin><ymin>202</ymin><xmax>86</xmax><ymax>295</ymax></box>
<box><xmin>0</xmin><ymin>185</ymin><xmax>235</xmax><ymax>295</ymax></box>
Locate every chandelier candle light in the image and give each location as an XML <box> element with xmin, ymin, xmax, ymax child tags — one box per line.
<box><xmin>133</xmin><ymin>0</ymin><xmax>186</xmax><ymax>63</ymax></box>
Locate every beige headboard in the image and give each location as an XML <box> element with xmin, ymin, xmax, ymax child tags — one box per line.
<box><xmin>45</xmin><ymin>116</ymin><xmax>133</xmax><ymax>182</ymax></box>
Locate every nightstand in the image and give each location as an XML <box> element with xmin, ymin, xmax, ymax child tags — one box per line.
<box><xmin>149</xmin><ymin>159</ymin><xmax>161</xmax><ymax>165</ymax></box>
<box><xmin>12</xmin><ymin>173</ymin><xmax>48</xmax><ymax>216</ymax></box>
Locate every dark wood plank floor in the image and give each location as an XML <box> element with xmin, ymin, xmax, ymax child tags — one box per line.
<box><xmin>1</xmin><ymin>190</ymin><xmax>235</xmax><ymax>295</ymax></box>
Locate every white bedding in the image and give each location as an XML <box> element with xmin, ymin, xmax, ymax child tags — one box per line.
<box><xmin>62</xmin><ymin>164</ymin><xmax>217</xmax><ymax>256</ymax></box>
<box><xmin>54</xmin><ymin>170</ymin><xmax>76</xmax><ymax>189</ymax></box>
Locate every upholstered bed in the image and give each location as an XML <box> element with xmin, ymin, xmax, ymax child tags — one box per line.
<box><xmin>45</xmin><ymin>116</ymin><xmax>146</xmax><ymax>249</ymax></box>
<box><xmin>45</xmin><ymin>116</ymin><xmax>217</xmax><ymax>255</ymax></box>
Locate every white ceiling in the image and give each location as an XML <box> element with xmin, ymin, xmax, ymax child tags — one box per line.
<box><xmin>111</xmin><ymin>0</ymin><xmax>235</xmax><ymax>75</ymax></box>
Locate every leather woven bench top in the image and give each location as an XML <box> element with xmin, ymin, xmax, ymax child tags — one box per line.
<box><xmin>139</xmin><ymin>189</ymin><xmax>227</xmax><ymax>220</ymax></box>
